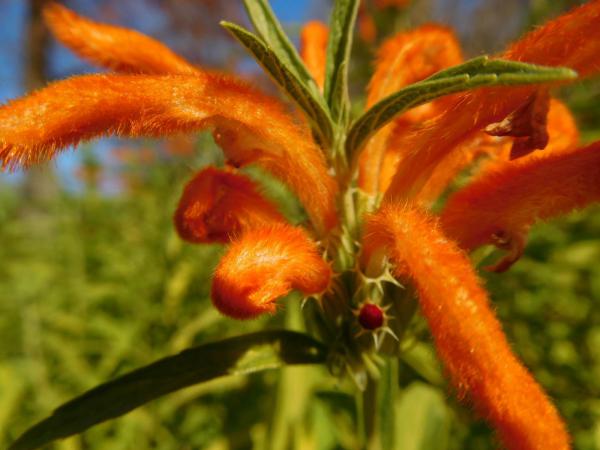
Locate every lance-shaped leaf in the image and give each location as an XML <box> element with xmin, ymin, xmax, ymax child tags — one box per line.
<box><xmin>242</xmin><ymin>0</ymin><xmax>317</xmax><ymax>89</ymax></box>
<box><xmin>323</xmin><ymin>0</ymin><xmax>360</xmax><ymax>122</ymax></box>
<box><xmin>222</xmin><ymin>22</ymin><xmax>333</xmax><ymax>146</ymax></box>
<box><xmin>346</xmin><ymin>57</ymin><xmax>576</xmax><ymax>160</ymax></box>
<box><xmin>9</xmin><ymin>330</ymin><xmax>327</xmax><ymax>450</ymax></box>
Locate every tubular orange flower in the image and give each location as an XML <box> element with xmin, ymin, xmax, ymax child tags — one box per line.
<box><xmin>358</xmin><ymin>25</ymin><xmax>463</xmax><ymax>193</ymax></box>
<box><xmin>173</xmin><ymin>166</ymin><xmax>284</xmax><ymax>244</ymax></box>
<box><xmin>362</xmin><ymin>204</ymin><xmax>570</xmax><ymax>450</ymax></box>
<box><xmin>383</xmin><ymin>0</ymin><xmax>600</xmax><ymax>202</ymax></box>
<box><xmin>300</xmin><ymin>21</ymin><xmax>329</xmax><ymax>90</ymax></box>
<box><xmin>44</xmin><ymin>2</ymin><xmax>199</xmax><ymax>75</ymax></box>
<box><xmin>0</xmin><ymin>73</ymin><xmax>337</xmax><ymax>233</ymax></box>
<box><xmin>440</xmin><ymin>140</ymin><xmax>600</xmax><ymax>272</ymax></box>
<box><xmin>413</xmin><ymin>97</ymin><xmax>579</xmax><ymax>205</ymax></box>
<box><xmin>211</xmin><ymin>224</ymin><xmax>332</xmax><ymax>319</ymax></box>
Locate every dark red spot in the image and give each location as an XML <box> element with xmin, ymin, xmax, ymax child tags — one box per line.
<box><xmin>358</xmin><ymin>303</ymin><xmax>384</xmax><ymax>330</ymax></box>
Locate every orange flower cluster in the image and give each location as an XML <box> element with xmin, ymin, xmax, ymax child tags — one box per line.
<box><xmin>3</xmin><ymin>2</ymin><xmax>600</xmax><ymax>449</ymax></box>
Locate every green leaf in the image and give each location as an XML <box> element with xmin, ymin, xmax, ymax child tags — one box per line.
<box><xmin>221</xmin><ymin>21</ymin><xmax>333</xmax><ymax>146</ymax></box>
<box><xmin>395</xmin><ymin>382</ymin><xmax>451</xmax><ymax>450</ymax></box>
<box><xmin>323</xmin><ymin>0</ymin><xmax>360</xmax><ymax>122</ymax></box>
<box><xmin>9</xmin><ymin>330</ymin><xmax>327</xmax><ymax>450</ymax></box>
<box><xmin>378</xmin><ymin>359</ymin><xmax>399</xmax><ymax>450</ymax></box>
<box><xmin>346</xmin><ymin>56</ymin><xmax>578</xmax><ymax>159</ymax></box>
<box><xmin>241</xmin><ymin>0</ymin><xmax>316</xmax><ymax>89</ymax></box>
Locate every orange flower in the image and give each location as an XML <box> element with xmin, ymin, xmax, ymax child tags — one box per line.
<box><xmin>382</xmin><ymin>0</ymin><xmax>600</xmax><ymax>202</ymax></box>
<box><xmin>300</xmin><ymin>21</ymin><xmax>329</xmax><ymax>90</ymax></box>
<box><xmin>44</xmin><ymin>2</ymin><xmax>199</xmax><ymax>75</ymax></box>
<box><xmin>363</xmin><ymin>204</ymin><xmax>570</xmax><ymax>449</ymax></box>
<box><xmin>212</xmin><ymin>224</ymin><xmax>331</xmax><ymax>319</ymax></box>
<box><xmin>358</xmin><ymin>25</ymin><xmax>463</xmax><ymax>193</ymax></box>
<box><xmin>440</xmin><ymin>140</ymin><xmax>599</xmax><ymax>272</ymax></box>
<box><xmin>0</xmin><ymin>72</ymin><xmax>336</xmax><ymax>234</ymax></box>
<box><xmin>5</xmin><ymin>3</ymin><xmax>600</xmax><ymax>449</ymax></box>
<box><xmin>174</xmin><ymin>166</ymin><xmax>284</xmax><ymax>244</ymax></box>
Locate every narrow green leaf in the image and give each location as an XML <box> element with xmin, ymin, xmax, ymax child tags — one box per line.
<box><xmin>221</xmin><ymin>21</ymin><xmax>333</xmax><ymax>146</ymax></box>
<box><xmin>346</xmin><ymin>57</ymin><xmax>578</xmax><ymax>159</ymax></box>
<box><xmin>323</xmin><ymin>0</ymin><xmax>360</xmax><ymax>122</ymax></box>
<box><xmin>241</xmin><ymin>0</ymin><xmax>316</xmax><ymax>89</ymax></box>
<box><xmin>9</xmin><ymin>330</ymin><xmax>327</xmax><ymax>450</ymax></box>
<box><xmin>395</xmin><ymin>382</ymin><xmax>451</xmax><ymax>450</ymax></box>
<box><xmin>378</xmin><ymin>359</ymin><xmax>398</xmax><ymax>450</ymax></box>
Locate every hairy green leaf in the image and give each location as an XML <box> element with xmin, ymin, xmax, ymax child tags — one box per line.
<box><xmin>9</xmin><ymin>330</ymin><xmax>327</xmax><ymax>450</ymax></box>
<box><xmin>222</xmin><ymin>21</ymin><xmax>333</xmax><ymax>146</ymax></box>
<box><xmin>324</xmin><ymin>0</ymin><xmax>360</xmax><ymax>122</ymax></box>
<box><xmin>346</xmin><ymin>57</ymin><xmax>577</xmax><ymax>158</ymax></box>
<box><xmin>241</xmin><ymin>0</ymin><xmax>316</xmax><ymax>89</ymax></box>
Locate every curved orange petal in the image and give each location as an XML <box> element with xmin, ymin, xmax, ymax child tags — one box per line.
<box><xmin>384</xmin><ymin>0</ymin><xmax>600</xmax><ymax>202</ymax></box>
<box><xmin>300</xmin><ymin>21</ymin><xmax>329</xmax><ymax>90</ymax></box>
<box><xmin>412</xmin><ymin>97</ymin><xmax>579</xmax><ymax>206</ymax></box>
<box><xmin>174</xmin><ymin>166</ymin><xmax>285</xmax><ymax>244</ymax></box>
<box><xmin>0</xmin><ymin>73</ymin><xmax>337</xmax><ymax>233</ymax></box>
<box><xmin>363</xmin><ymin>204</ymin><xmax>570</xmax><ymax>450</ymax></box>
<box><xmin>44</xmin><ymin>2</ymin><xmax>198</xmax><ymax>75</ymax></box>
<box><xmin>211</xmin><ymin>224</ymin><xmax>332</xmax><ymax>319</ymax></box>
<box><xmin>358</xmin><ymin>25</ymin><xmax>463</xmax><ymax>194</ymax></box>
<box><xmin>440</xmin><ymin>140</ymin><xmax>600</xmax><ymax>271</ymax></box>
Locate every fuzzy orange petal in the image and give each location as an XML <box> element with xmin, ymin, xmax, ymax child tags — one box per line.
<box><xmin>358</xmin><ymin>25</ymin><xmax>463</xmax><ymax>194</ymax></box>
<box><xmin>44</xmin><ymin>2</ymin><xmax>198</xmax><ymax>75</ymax></box>
<box><xmin>363</xmin><ymin>204</ymin><xmax>570</xmax><ymax>450</ymax></box>
<box><xmin>384</xmin><ymin>0</ymin><xmax>600</xmax><ymax>202</ymax></box>
<box><xmin>300</xmin><ymin>21</ymin><xmax>329</xmax><ymax>90</ymax></box>
<box><xmin>0</xmin><ymin>73</ymin><xmax>337</xmax><ymax>233</ymax></box>
<box><xmin>211</xmin><ymin>224</ymin><xmax>332</xmax><ymax>319</ymax></box>
<box><xmin>440</xmin><ymin>140</ymin><xmax>600</xmax><ymax>271</ymax></box>
<box><xmin>412</xmin><ymin>97</ymin><xmax>579</xmax><ymax>205</ymax></box>
<box><xmin>174</xmin><ymin>166</ymin><xmax>285</xmax><ymax>244</ymax></box>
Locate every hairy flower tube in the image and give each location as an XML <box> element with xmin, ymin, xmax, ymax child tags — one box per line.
<box><xmin>173</xmin><ymin>166</ymin><xmax>285</xmax><ymax>244</ymax></box>
<box><xmin>211</xmin><ymin>224</ymin><xmax>332</xmax><ymax>319</ymax></box>
<box><xmin>362</xmin><ymin>204</ymin><xmax>569</xmax><ymax>449</ymax></box>
<box><xmin>441</xmin><ymin>141</ymin><xmax>600</xmax><ymax>272</ymax></box>
<box><xmin>4</xmin><ymin>2</ymin><xmax>600</xmax><ymax>449</ymax></box>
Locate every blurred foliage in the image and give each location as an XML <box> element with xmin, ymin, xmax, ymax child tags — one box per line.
<box><xmin>1</xmin><ymin>0</ymin><xmax>600</xmax><ymax>449</ymax></box>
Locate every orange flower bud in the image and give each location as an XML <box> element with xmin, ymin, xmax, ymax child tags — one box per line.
<box><xmin>211</xmin><ymin>224</ymin><xmax>332</xmax><ymax>319</ymax></box>
<box><xmin>173</xmin><ymin>166</ymin><xmax>284</xmax><ymax>244</ymax></box>
<box><xmin>363</xmin><ymin>204</ymin><xmax>569</xmax><ymax>450</ymax></box>
<box><xmin>0</xmin><ymin>73</ymin><xmax>337</xmax><ymax>233</ymax></box>
<box><xmin>358</xmin><ymin>25</ymin><xmax>463</xmax><ymax>193</ymax></box>
<box><xmin>440</xmin><ymin>140</ymin><xmax>600</xmax><ymax>272</ymax></box>
<box><xmin>44</xmin><ymin>2</ymin><xmax>198</xmax><ymax>75</ymax></box>
<box><xmin>300</xmin><ymin>21</ymin><xmax>329</xmax><ymax>90</ymax></box>
<box><xmin>384</xmin><ymin>0</ymin><xmax>600</xmax><ymax>202</ymax></box>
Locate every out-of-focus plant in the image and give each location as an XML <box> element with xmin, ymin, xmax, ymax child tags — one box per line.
<box><xmin>1</xmin><ymin>1</ymin><xmax>600</xmax><ymax>449</ymax></box>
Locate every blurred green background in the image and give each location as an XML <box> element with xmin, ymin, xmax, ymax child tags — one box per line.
<box><xmin>0</xmin><ymin>0</ymin><xmax>598</xmax><ymax>449</ymax></box>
